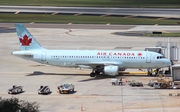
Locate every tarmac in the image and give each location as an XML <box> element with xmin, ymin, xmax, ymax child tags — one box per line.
<box><xmin>0</xmin><ymin>24</ymin><xmax>180</xmax><ymax>112</ymax></box>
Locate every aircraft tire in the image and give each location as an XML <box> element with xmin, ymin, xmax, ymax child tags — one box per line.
<box><xmin>90</xmin><ymin>73</ymin><xmax>96</xmax><ymax>77</ymax></box>
<box><xmin>95</xmin><ymin>71</ymin><xmax>100</xmax><ymax>74</ymax></box>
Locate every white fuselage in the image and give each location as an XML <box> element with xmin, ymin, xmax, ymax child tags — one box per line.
<box><xmin>13</xmin><ymin>49</ymin><xmax>171</xmax><ymax>69</ymax></box>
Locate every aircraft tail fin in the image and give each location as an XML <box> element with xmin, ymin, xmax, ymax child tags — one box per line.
<box><xmin>15</xmin><ymin>24</ymin><xmax>44</xmax><ymax>50</ymax></box>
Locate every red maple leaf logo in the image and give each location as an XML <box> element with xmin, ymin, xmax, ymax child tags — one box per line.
<box><xmin>19</xmin><ymin>35</ymin><xmax>32</xmax><ymax>46</ymax></box>
<box><xmin>137</xmin><ymin>53</ymin><xmax>142</xmax><ymax>56</ymax></box>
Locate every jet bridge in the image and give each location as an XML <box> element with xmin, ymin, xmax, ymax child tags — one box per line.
<box><xmin>145</xmin><ymin>43</ymin><xmax>180</xmax><ymax>61</ymax></box>
<box><xmin>144</xmin><ymin>47</ymin><xmax>162</xmax><ymax>54</ymax></box>
<box><xmin>171</xmin><ymin>64</ymin><xmax>180</xmax><ymax>81</ymax></box>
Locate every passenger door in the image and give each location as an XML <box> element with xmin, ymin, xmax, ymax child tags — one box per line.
<box><xmin>41</xmin><ymin>51</ymin><xmax>46</xmax><ymax>61</ymax></box>
<box><xmin>146</xmin><ymin>53</ymin><xmax>151</xmax><ymax>63</ymax></box>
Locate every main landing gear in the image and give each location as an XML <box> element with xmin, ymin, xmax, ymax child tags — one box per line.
<box><xmin>147</xmin><ymin>69</ymin><xmax>152</xmax><ymax>76</ymax></box>
<box><xmin>147</xmin><ymin>68</ymin><xmax>160</xmax><ymax>76</ymax></box>
<box><xmin>90</xmin><ymin>70</ymin><xmax>100</xmax><ymax>77</ymax></box>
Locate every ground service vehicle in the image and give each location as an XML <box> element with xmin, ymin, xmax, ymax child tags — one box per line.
<box><xmin>153</xmin><ymin>81</ymin><xmax>173</xmax><ymax>89</ymax></box>
<box><xmin>57</xmin><ymin>83</ymin><xmax>74</xmax><ymax>94</ymax></box>
<box><xmin>148</xmin><ymin>79</ymin><xmax>158</xmax><ymax>87</ymax></box>
<box><xmin>111</xmin><ymin>78</ymin><xmax>123</xmax><ymax>85</ymax></box>
<box><xmin>8</xmin><ymin>85</ymin><xmax>23</xmax><ymax>94</ymax></box>
<box><xmin>148</xmin><ymin>78</ymin><xmax>171</xmax><ymax>87</ymax></box>
<box><xmin>129</xmin><ymin>82</ymin><xmax>143</xmax><ymax>87</ymax></box>
<box><xmin>38</xmin><ymin>86</ymin><xmax>51</xmax><ymax>95</ymax></box>
<box><xmin>154</xmin><ymin>82</ymin><xmax>168</xmax><ymax>89</ymax></box>
<box><xmin>172</xmin><ymin>83</ymin><xmax>180</xmax><ymax>89</ymax></box>
<box><xmin>154</xmin><ymin>81</ymin><xmax>180</xmax><ymax>89</ymax></box>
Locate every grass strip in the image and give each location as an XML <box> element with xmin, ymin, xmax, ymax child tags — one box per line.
<box><xmin>0</xmin><ymin>0</ymin><xmax>180</xmax><ymax>8</ymax></box>
<box><xmin>0</xmin><ymin>13</ymin><xmax>180</xmax><ymax>25</ymax></box>
<box><xmin>144</xmin><ymin>33</ymin><xmax>180</xmax><ymax>37</ymax></box>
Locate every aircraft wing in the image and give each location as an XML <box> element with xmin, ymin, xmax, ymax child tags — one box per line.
<box><xmin>74</xmin><ymin>61</ymin><xmax>123</xmax><ymax>68</ymax></box>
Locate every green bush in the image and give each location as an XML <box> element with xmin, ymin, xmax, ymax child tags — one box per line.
<box><xmin>0</xmin><ymin>97</ymin><xmax>40</xmax><ymax>112</ymax></box>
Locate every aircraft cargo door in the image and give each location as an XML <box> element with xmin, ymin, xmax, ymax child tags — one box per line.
<box><xmin>41</xmin><ymin>51</ymin><xmax>46</xmax><ymax>61</ymax></box>
<box><xmin>146</xmin><ymin>53</ymin><xmax>151</xmax><ymax>63</ymax></box>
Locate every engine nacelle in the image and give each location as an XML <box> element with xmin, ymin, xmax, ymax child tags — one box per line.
<box><xmin>104</xmin><ymin>65</ymin><xmax>119</xmax><ymax>76</ymax></box>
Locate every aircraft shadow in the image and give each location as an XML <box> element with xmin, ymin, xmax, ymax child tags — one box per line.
<box><xmin>26</xmin><ymin>71</ymin><xmax>90</xmax><ymax>76</ymax></box>
<box><xmin>26</xmin><ymin>71</ymin><xmax>171</xmax><ymax>82</ymax></box>
<box><xmin>78</xmin><ymin>75</ymin><xmax>117</xmax><ymax>82</ymax></box>
<box><xmin>121</xmin><ymin>74</ymin><xmax>150</xmax><ymax>77</ymax></box>
<box><xmin>58</xmin><ymin>91</ymin><xmax>77</xmax><ymax>95</ymax></box>
<box><xmin>38</xmin><ymin>91</ymin><xmax>52</xmax><ymax>95</ymax></box>
<box><xmin>26</xmin><ymin>71</ymin><xmax>119</xmax><ymax>82</ymax></box>
<box><xmin>121</xmin><ymin>74</ymin><xmax>171</xmax><ymax>77</ymax></box>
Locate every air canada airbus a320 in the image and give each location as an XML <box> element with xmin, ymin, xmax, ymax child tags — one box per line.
<box><xmin>12</xmin><ymin>24</ymin><xmax>171</xmax><ymax>77</ymax></box>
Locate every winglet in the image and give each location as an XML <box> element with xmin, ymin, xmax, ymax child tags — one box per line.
<box><xmin>15</xmin><ymin>24</ymin><xmax>45</xmax><ymax>50</ymax></box>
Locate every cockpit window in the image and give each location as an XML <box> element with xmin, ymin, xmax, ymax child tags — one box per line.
<box><xmin>157</xmin><ymin>56</ymin><xmax>165</xmax><ymax>59</ymax></box>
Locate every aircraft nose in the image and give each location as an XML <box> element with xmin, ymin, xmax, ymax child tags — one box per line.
<box><xmin>166</xmin><ymin>59</ymin><xmax>171</xmax><ymax>66</ymax></box>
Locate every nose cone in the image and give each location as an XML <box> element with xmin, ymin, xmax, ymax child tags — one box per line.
<box><xmin>166</xmin><ymin>59</ymin><xmax>171</xmax><ymax>66</ymax></box>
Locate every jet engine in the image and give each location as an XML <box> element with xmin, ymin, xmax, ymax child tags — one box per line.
<box><xmin>104</xmin><ymin>65</ymin><xmax>119</xmax><ymax>76</ymax></box>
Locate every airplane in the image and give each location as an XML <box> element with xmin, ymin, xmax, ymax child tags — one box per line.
<box><xmin>12</xmin><ymin>24</ymin><xmax>171</xmax><ymax>77</ymax></box>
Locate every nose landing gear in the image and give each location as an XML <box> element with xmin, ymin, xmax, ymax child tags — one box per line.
<box><xmin>147</xmin><ymin>69</ymin><xmax>153</xmax><ymax>76</ymax></box>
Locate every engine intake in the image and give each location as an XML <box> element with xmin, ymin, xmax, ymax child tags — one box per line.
<box><xmin>104</xmin><ymin>65</ymin><xmax>119</xmax><ymax>76</ymax></box>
